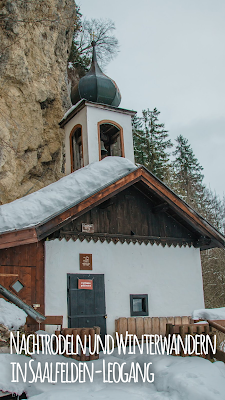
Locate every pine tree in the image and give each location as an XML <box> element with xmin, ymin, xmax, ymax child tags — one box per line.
<box><xmin>200</xmin><ymin>190</ymin><xmax>225</xmax><ymax>308</ymax></box>
<box><xmin>132</xmin><ymin>108</ymin><xmax>172</xmax><ymax>181</ymax></box>
<box><xmin>171</xmin><ymin>135</ymin><xmax>204</xmax><ymax>207</ymax></box>
<box><xmin>132</xmin><ymin>114</ymin><xmax>148</xmax><ymax>166</ymax></box>
<box><xmin>201</xmin><ymin>188</ymin><xmax>225</xmax><ymax>231</ymax></box>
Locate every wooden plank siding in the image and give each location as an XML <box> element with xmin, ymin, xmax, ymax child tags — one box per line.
<box><xmin>116</xmin><ymin>317</ymin><xmax>225</xmax><ymax>361</ymax></box>
<box><xmin>115</xmin><ymin>316</ymin><xmax>192</xmax><ymax>338</ymax></box>
<box><xmin>52</xmin><ymin>186</ymin><xmax>197</xmax><ymax>244</ymax></box>
<box><xmin>0</xmin><ymin>242</ymin><xmax>45</xmax><ymax>331</ymax></box>
<box><xmin>44</xmin><ymin>168</ymin><xmax>224</xmax><ymax>247</ymax></box>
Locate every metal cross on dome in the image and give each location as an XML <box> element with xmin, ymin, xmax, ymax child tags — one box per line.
<box><xmin>91</xmin><ymin>31</ymin><xmax>97</xmax><ymax>46</ymax></box>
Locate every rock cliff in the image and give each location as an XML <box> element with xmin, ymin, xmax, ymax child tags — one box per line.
<box><xmin>0</xmin><ymin>0</ymin><xmax>76</xmax><ymax>204</ymax></box>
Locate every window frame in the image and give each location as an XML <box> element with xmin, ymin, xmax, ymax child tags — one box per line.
<box><xmin>70</xmin><ymin>124</ymin><xmax>84</xmax><ymax>172</ymax></box>
<box><xmin>10</xmin><ymin>278</ymin><xmax>25</xmax><ymax>295</ymax></box>
<box><xmin>98</xmin><ymin>120</ymin><xmax>125</xmax><ymax>160</ymax></box>
<box><xmin>130</xmin><ymin>294</ymin><xmax>149</xmax><ymax>317</ymax></box>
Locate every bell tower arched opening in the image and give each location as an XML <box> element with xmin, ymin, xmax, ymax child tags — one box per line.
<box><xmin>70</xmin><ymin>125</ymin><xmax>84</xmax><ymax>172</ymax></box>
<box><xmin>98</xmin><ymin>121</ymin><xmax>125</xmax><ymax>160</ymax></box>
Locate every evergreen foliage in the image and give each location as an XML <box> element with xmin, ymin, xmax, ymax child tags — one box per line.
<box><xmin>132</xmin><ymin>108</ymin><xmax>172</xmax><ymax>181</ymax></box>
<box><xmin>68</xmin><ymin>5</ymin><xmax>89</xmax><ymax>77</ymax></box>
<box><xmin>133</xmin><ymin>109</ymin><xmax>225</xmax><ymax>308</ymax></box>
<box><xmin>132</xmin><ymin>114</ymin><xmax>147</xmax><ymax>165</ymax></box>
<box><xmin>171</xmin><ymin>135</ymin><xmax>205</xmax><ymax>207</ymax></box>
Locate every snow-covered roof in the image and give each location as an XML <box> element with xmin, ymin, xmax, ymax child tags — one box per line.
<box><xmin>0</xmin><ymin>157</ymin><xmax>137</xmax><ymax>234</ymax></box>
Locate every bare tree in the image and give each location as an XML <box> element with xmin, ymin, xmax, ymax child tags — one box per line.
<box><xmin>79</xmin><ymin>19</ymin><xmax>119</xmax><ymax>65</ymax></box>
<box><xmin>68</xmin><ymin>13</ymin><xmax>119</xmax><ymax>76</ymax></box>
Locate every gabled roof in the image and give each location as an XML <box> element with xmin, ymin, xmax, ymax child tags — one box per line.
<box><xmin>0</xmin><ymin>157</ymin><xmax>224</xmax><ymax>250</ymax></box>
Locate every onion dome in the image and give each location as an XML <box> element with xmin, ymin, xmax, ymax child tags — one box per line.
<box><xmin>71</xmin><ymin>41</ymin><xmax>121</xmax><ymax>107</ymax></box>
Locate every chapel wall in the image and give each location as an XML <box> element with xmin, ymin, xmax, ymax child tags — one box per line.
<box><xmin>44</xmin><ymin>239</ymin><xmax>204</xmax><ymax>335</ymax></box>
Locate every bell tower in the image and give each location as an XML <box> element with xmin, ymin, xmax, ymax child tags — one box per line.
<box><xmin>60</xmin><ymin>41</ymin><xmax>136</xmax><ymax>175</ymax></box>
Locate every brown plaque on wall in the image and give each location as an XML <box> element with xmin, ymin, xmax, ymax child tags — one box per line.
<box><xmin>80</xmin><ymin>254</ymin><xmax>92</xmax><ymax>270</ymax></box>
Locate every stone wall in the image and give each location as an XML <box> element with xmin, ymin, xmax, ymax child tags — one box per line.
<box><xmin>0</xmin><ymin>0</ymin><xmax>76</xmax><ymax>204</ymax></box>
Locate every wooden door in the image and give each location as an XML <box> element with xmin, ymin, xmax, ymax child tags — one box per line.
<box><xmin>67</xmin><ymin>274</ymin><xmax>106</xmax><ymax>340</ymax></box>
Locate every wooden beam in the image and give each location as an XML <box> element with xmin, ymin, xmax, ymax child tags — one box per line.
<box><xmin>152</xmin><ymin>202</ymin><xmax>169</xmax><ymax>214</ymax></box>
<box><xmin>194</xmin><ymin>237</ymin><xmax>212</xmax><ymax>248</ymax></box>
<box><xmin>99</xmin><ymin>198</ymin><xmax>114</xmax><ymax>209</ymax></box>
<box><xmin>60</xmin><ymin>231</ymin><xmax>192</xmax><ymax>241</ymax></box>
<box><xmin>44</xmin><ymin>316</ymin><xmax>63</xmax><ymax>326</ymax></box>
<box><xmin>58</xmin><ymin>231</ymin><xmax>194</xmax><ymax>246</ymax></box>
<box><xmin>0</xmin><ymin>284</ymin><xmax>45</xmax><ymax>322</ymax></box>
<box><xmin>0</xmin><ymin>228</ymin><xmax>38</xmax><ymax>249</ymax></box>
<box><xmin>208</xmin><ymin>320</ymin><xmax>225</xmax><ymax>334</ymax></box>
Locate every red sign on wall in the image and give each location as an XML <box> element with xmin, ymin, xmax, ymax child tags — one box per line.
<box><xmin>78</xmin><ymin>279</ymin><xmax>93</xmax><ymax>290</ymax></box>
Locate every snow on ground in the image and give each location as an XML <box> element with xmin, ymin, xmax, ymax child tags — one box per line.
<box><xmin>0</xmin><ymin>157</ymin><xmax>136</xmax><ymax>233</ymax></box>
<box><xmin>0</xmin><ymin>348</ymin><xmax>225</xmax><ymax>400</ymax></box>
<box><xmin>0</xmin><ymin>298</ymin><xmax>27</xmax><ymax>330</ymax></box>
<box><xmin>0</xmin><ymin>354</ymin><xmax>28</xmax><ymax>395</ymax></box>
<box><xmin>193</xmin><ymin>307</ymin><xmax>225</xmax><ymax>321</ymax></box>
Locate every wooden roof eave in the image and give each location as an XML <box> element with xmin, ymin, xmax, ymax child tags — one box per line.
<box><xmin>0</xmin><ymin>228</ymin><xmax>38</xmax><ymax>250</ymax></box>
<box><xmin>140</xmin><ymin>168</ymin><xmax>225</xmax><ymax>248</ymax></box>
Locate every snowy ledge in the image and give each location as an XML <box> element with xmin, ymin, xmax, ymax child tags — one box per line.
<box><xmin>193</xmin><ymin>307</ymin><xmax>225</xmax><ymax>321</ymax></box>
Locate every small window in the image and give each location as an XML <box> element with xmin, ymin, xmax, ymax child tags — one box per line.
<box><xmin>11</xmin><ymin>280</ymin><xmax>24</xmax><ymax>293</ymax></box>
<box><xmin>130</xmin><ymin>294</ymin><xmax>148</xmax><ymax>316</ymax></box>
<box><xmin>71</xmin><ymin>126</ymin><xmax>83</xmax><ymax>171</ymax></box>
